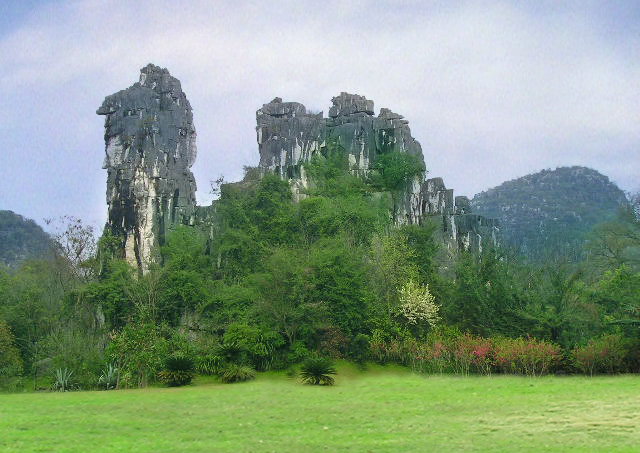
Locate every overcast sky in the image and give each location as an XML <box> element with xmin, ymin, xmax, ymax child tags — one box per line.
<box><xmin>0</xmin><ymin>0</ymin><xmax>638</xmax><ymax>231</ymax></box>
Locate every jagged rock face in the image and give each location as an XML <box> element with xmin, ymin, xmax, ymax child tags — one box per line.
<box><xmin>257</xmin><ymin>93</ymin><xmax>423</xmax><ymax>181</ymax></box>
<box><xmin>256</xmin><ymin>93</ymin><xmax>499</xmax><ymax>253</ymax></box>
<box><xmin>98</xmin><ymin>64</ymin><xmax>197</xmax><ymax>269</ymax></box>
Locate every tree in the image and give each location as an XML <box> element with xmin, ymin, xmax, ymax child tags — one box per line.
<box><xmin>398</xmin><ymin>279</ymin><xmax>440</xmax><ymax>332</ymax></box>
<box><xmin>586</xmin><ymin>207</ymin><xmax>640</xmax><ymax>274</ymax></box>
<box><xmin>518</xmin><ymin>263</ymin><xmax>599</xmax><ymax>347</ymax></box>
<box><xmin>0</xmin><ymin>260</ymin><xmax>66</xmax><ymax>377</ymax></box>
<box><xmin>308</xmin><ymin>238</ymin><xmax>370</xmax><ymax>336</ymax></box>
<box><xmin>251</xmin><ymin>247</ymin><xmax>324</xmax><ymax>346</ymax></box>
<box><xmin>368</xmin><ymin>231</ymin><xmax>419</xmax><ymax>315</ymax></box>
<box><xmin>443</xmin><ymin>250</ymin><xmax>525</xmax><ymax>337</ymax></box>
<box><xmin>369</xmin><ymin>152</ymin><xmax>425</xmax><ymax>218</ymax></box>
<box><xmin>399</xmin><ymin>223</ymin><xmax>440</xmax><ymax>284</ymax></box>
<box><xmin>591</xmin><ymin>265</ymin><xmax>640</xmax><ymax>335</ymax></box>
<box><xmin>0</xmin><ymin>320</ymin><xmax>23</xmax><ymax>379</ymax></box>
<box><xmin>81</xmin><ymin>260</ymin><xmax>135</xmax><ymax>329</ymax></box>
<box><xmin>105</xmin><ymin>321</ymin><xmax>169</xmax><ymax>388</ymax></box>
<box><xmin>45</xmin><ymin>216</ymin><xmax>98</xmax><ymax>283</ymax></box>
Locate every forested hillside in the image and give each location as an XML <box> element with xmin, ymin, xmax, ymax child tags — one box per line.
<box><xmin>0</xmin><ymin>211</ymin><xmax>52</xmax><ymax>267</ymax></box>
<box><xmin>471</xmin><ymin>167</ymin><xmax>629</xmax><ymax>261</ymax></box>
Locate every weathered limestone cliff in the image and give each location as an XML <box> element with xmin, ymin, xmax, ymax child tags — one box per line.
<box><xmin>98</xmin><ymin>65</ymin><xmax>498</xmax><ymax>269</ymax></box>
<box><xmin>256</xmin><ymin>94</ymin><xmax>498</xmax><ymax>253</ymax></box>
<box><xmin>98</xmin><ymin>64</ymin><xmax>197</xmax><ymax>269</ymax></box>
<box><xmin>257</xmin><ymin>93</ymin><xmax>423</xmax><ymax>179</ymax></box>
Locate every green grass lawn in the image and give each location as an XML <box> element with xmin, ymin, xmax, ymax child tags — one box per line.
<box><xmin>1</xmin><ymin>364</ymin><xmax>639</xmax><ymax>452</ymax></box>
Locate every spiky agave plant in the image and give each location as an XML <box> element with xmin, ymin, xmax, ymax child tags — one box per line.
<box><xmin>52</xmin><ymin>368</ymin><xmax>76</xmax><ymax>392</ymax></box>
<box><xmin>98</xmin><ymin>363</ymin><xmax>119</xmax><ymax>390</ymax></box>
<box><xmin>300</xmin><ymin>357</ymin><xmax>337</xmax><ymax>386</ymax></box>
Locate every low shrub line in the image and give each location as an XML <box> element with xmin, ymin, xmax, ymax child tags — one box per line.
<box><xmin>371</xmin><ymin>331</ymin><xmax>634</xmax><ymax>377</ymax></box>
<box><xmin>11</xmin><ymin>331</ymin><xmax>636</xmax><ymax>393</ymax></box>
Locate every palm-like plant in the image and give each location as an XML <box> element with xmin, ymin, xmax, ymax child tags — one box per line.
<box><xmin>158</xmin><ymin>354</ymin><xmax>195</xmax><ymax>387</ymax></box>
<box><xmin>300</xmin><ymin>357</ymin><xmax>337</xmax><ymax>386</ymax></box>
<box><xmin>219</xmin><ymin>364</ymin><xmax>256</xmax><ymax>383</ymax></box>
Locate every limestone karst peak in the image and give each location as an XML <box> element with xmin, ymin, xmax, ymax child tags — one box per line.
<box><xmin>98</xmin><ymin>66</ymin><xmax>499</xmax><ymax>270</ymax></box>
<box><xmin>98</xmin><ymin>64</ymin><xmax>197</xmax><ymax>270</ymax></box>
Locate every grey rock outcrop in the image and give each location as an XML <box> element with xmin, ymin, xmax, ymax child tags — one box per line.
<box><xmin>256</xmin><ymin>94</ymin><xmax>499</xmax><ymax>253</ymax></box>
<box><xmin>97</xmin><ymin>64</ymin><xmax>498</xmax><ymax>266</ymax></box>
<box><xmin>98</xmin><ymin>64</ymin><xmax>197</xmax><ymax>269</ymax></box>
<box><xmin>257</xmin><ymin>93</ymin><xmax>423</xmax><ymax>181</ymax></box>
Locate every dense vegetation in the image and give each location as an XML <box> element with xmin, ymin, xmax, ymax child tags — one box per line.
<box><xmin>0</xmin><ymin>210</ymin><xmax>53</xmax><ymax>268</ymax></box>
<box><xmin>1</xmin><ymin>153</ymin><xmax>639</xmax><ymax>392</ymax></box>
<box><xmin>472</xmin><ymin>166</ymin><xmax>629</xmax><ymax>262</ymax></box>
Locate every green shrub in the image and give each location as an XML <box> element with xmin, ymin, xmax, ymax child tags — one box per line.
<box><xmin>288</xmin><ymin>340</ymin><xmax>310</xmax><ymax>364</ymax></box>
<box><xmin>0</xmin><ymin>320</ymin><xmax>23</xmax><ymax>380</ymax></box>
<box><xmin>52</xmin><ymin>368</ymin><xmax>76</xmax><ymax>392</ymax></box>
<box><xmin>42</xmin><ymin>326</ymin><xmax>105</xmax><ymax>390</ymax></box>
<box><xmin>573</xmin><ymin>334</ymin><xmax>628</xmax><ymax>376</ymax></box>
<box><xmin>97</xmin><ymin>363</ymin><xmax>119</xmax><ymax>390</ymax></box>
<box><xmin>370</xmin><ymin>152</ymin><xmax>425</xmax><ymax>192</ymax></box>
<box><xmin>196</xmin><ymin>354</ymin><xmax>224</xmax><ymax>375</ymax></box>
<box><xmin>105</xmin><ymin>321</ymin><xmax>169</xmax><ymax>388</ymax></box>
<box><xmin>219</xmin><ymin>364</ymin><xmax>256</xmax><ymax>383</ymax></box>
<box><xmin>223</xmin><ymin>323</ymin><xmax>284</xmax><ymax>371</ymax></box>
<box><xmin>350</xmin><ymin>334</ymin><xmax>370</xmax><ymax>365</ymax></box>
<box><xmin>215</xmin><ymin>341</ymin><xmax>247</xmax><ymax>365</ymax></box>
<box><xmin>318</xmin><ymin>327</ymin><xmax>350</xmax><ymax>359</ymax></box>
<box><xmin>158</xmin><ymin>354</ymin><xmax>195</xmax><ymax>387</ymax></box>
<box><xmin>299</xmin><ymin>356</ymin><xmax>337</xmax><ymax>386</ymax></box>
<box><xmin>286</xmin><ymin>366</ymin><xmax>297</xmax><ymax>378</ymax></box>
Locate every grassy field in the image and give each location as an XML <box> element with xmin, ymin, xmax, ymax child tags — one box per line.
<box><xmin>1</xmin><ymin>364</ymin><xmax>639</xmax><ymax>452</ymax></box>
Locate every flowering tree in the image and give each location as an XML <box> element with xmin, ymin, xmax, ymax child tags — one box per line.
<box><xmin>398</xmin><ymin>279</ymin><xmax>440</xmax><ymax>329</ymax></box>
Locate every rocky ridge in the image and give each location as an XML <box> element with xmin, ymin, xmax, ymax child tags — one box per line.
<box><xmin>97</xmin><ymin>65</ymin><xmax>498</xmax><ymax>269</ymax></box>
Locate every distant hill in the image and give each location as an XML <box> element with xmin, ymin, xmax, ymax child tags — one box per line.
<box><xmin>0</xmin><ymin>210</ymin><xmax>53</xmax><ymax>267</ymax></box>
<box><xmin>471</xmin><ymin>167</ymin><xmax>629</xmax><ymax>261</ymax></box>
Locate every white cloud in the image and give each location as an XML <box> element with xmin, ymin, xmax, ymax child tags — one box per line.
<box><xmin>1</xmin><ymin>0</ymin><xmax>638</xmax><ymax>226</ymax></box>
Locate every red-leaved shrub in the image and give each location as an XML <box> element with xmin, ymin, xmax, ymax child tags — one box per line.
<box><xmin>372</xmin><ymin>329</ymin><xmax>562</xmax><ymax>377</ymax></box>
<box><xmin>493</xmin><ymin>337</ymin><xmax>561</xmax><ymax>376</ymax></box>
<box><xmin>573</xmin><ymin>334</ymin><xmax>628</xmax><ymax>376</ymax></box>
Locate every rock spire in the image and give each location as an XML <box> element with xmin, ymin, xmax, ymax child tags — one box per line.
<box><xmin>98</xmin><ymin>64</ymin><xmax>197</xmax><ymax>269</ymax></box>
